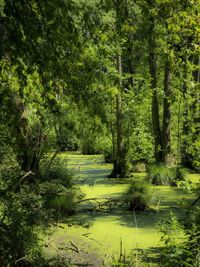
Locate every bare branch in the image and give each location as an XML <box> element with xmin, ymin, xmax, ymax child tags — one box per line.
<box><xmin>191</xmin><ymin>195</ymin><xmax>200</xmax><ymax>206</ymax></box>
<box><xmin>70</xmin><ymin>240</ymin><xmax>80</xmax><ymax>253</ymax></box>
<box><xmin>15</xmin><ymin>256</ymin><xmax>29</xmax><ymax>264</ymax></box>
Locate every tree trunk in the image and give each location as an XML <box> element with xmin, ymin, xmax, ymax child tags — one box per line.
<box><xmin>162</xmin><ymin>59</ymin><xmax>171</xmax><ymax>164</ymax></box>
<box><xmin>110</xmin><ymin>54</ymin><xmax>127</xmax><ymax>177</ymax></box>
<box><xmin>148</xmin><ymin>19</ymin><xmax>163</xmax><ymax>164</ymax></box>
<box><xmin>15</xmin><ymin>122</ymin><xmax>40</xmax><ymax>173</ymax></box>
<box><xmin>116</xmin><ymin>53</ymin><xmax>123</xmax><ymax>168</ymax></box>
<box><xmin>181</xmin><ymin>57</ymin><xmax>192</xmax><ymax>168</ymax></box>
<box><xmin>109</xmin><ymin>0</ymin><xmax>129</xmax><ymax>177</ymax></box>
<box><xmin>13</xmin><ymin>95</ymin><xmax>42</xmax><ymax>173</ymax></box>
<box><xmin>110</xmin><ymin>97</ymin><xmax>115</xmax><ymax>164</ymax></box>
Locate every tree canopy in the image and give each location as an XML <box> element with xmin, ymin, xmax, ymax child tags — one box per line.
<box><xmin>0</xmin><ymin>0</ymin><xmax>199</xmax><ymax>266</ymax></box>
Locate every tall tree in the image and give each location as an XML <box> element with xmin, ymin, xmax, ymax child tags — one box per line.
<box><xmin>162</xmin><ymin>57</ymin><xmax>172</xmax><ymax>163</ymax></box>
<box><xmin>0</xmin><ymin>0</ymin><xmax>82</xmax><ymax>172</ymax></box>
<box><xmin>141</xmin><ymin>1</ymin><xmax>164</xmax><ymax>164</ymax></box>
<box><xmin>109</xmin><ymin>0</ymin><xmax>130</xmax><ymax>177</ymax></box>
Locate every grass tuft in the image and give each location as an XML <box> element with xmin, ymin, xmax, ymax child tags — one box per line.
<box><xmin>126</xmin><ymin>179</ymin><xmax>151</xmax><ymax>211</ymax></box>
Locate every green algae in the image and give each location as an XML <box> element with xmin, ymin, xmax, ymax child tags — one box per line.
<box><xmin>44</xmin><ymin>152</ymin><xmax>199</xmax><ymax>261</ymax></box>
<box><xmin>187</xmin><ymin>173</ymin><xmax>200</xmax><ymax>184</ymax></box>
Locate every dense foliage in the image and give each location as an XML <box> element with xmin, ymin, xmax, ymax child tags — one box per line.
<box><xmin>0</xmin><ymin>0</ymin><xmax>199</xmax><ymax>266</ymax></box>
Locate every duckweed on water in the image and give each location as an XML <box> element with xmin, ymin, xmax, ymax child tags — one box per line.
<box><xmin>44</xmin><ymin>153</ymin><xmax>199</xmax><ymax>263</ymax></box>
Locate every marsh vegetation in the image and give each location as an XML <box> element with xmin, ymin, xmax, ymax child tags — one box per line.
<box><xmin>0</xmin><ymin>0</ymin><xmax>200</xmax><ymax>266</ymax></box>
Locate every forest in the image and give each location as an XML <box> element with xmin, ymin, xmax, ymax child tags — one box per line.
<box><xmin>0</xmin><ymin>0</ymin><xmax>199</xmax><ymax>266</ymax></box>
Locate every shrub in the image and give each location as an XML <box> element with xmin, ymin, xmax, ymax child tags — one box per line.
<box><xmin>147</xmin><ymin>164</ymin><xmax>190</xmax><ymax>186</ymax></box>
<box><xmin>40</xmin><ymin>182</ymin><xmax>83</xmax><ymax>215</ymax></box>
<box><xmin>40</xmin><ymin>157</ymin><xmax>73</xmax><ymax>187</ymax></box>
<box><xmin>157</xmin><ymin>210</ymin><xmax>200</xmax><ymax>267</ymax></box>
<box><xmin>126</xmin><ymin>179</ymin><xmax>151</xmax><ymax>211</ymax></box>
<box><xmin>0</xmin><ymin>187</ymin><xmax>46</xmax><ymax>266</ymax></box>
<box><xmin>0</xmin><ymin>163</ymin><xmax>22</xmax><ymax>191</ymax></box>
<box><xmin>0</xmin><ymin>155</ymin><xmax>82</xmax><ymax>266</ymax></box>
<box><xmin>175</xmin><ymin>167</ymin><xmax>189</xmax><ymax>181</ymax></box>
<box><xmin>147</xmin><ymin>164</ymin><xmax>176</xmax><ymax>186</ymax></box>
<box><xmin>111</xmin><ymin>239</ymin><xmax>146</xmax><ymax>266</ymax></box>
<box><xmin>184</xmin><ymin>205</ymin><xmax>200</xmax><ymax>261</ymax></box>
<box><xmin>38</xmin><ymin>156</ymin><xmax>84</xmax><ymax>215</ymax></box>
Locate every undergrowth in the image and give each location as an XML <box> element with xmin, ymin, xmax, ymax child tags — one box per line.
<box><xmin>126</xmin><ymin>179</ymin><xmax>151</xmax><ymax>211</ymax></box>
<box><xmin>147</xmin><ymin>165</ymin><xmax>189</xmax><ymax>186</ymax></box>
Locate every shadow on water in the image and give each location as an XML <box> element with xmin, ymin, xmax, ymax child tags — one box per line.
<box><xmin>63</xmin><ymin>204</ymin><xmax>189</xmax><ymax>231</ymax></box>
<box><xmin>71</xmin><ymin>190</ymin><xmax>196</xmax><ymax>231</ymax></box>
<box><xmin>79</xmin><ymin>169</ymin><xmax>111</xmax><ymax>177</ymax></box>
<box><xmin>151</xmin><ymin>186</ymin><xmax>197</xmax><ymax>207</ymax></box>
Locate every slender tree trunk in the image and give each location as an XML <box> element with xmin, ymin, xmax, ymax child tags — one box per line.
<box><xmin>181</xmin><ymin>57</ymin><xmax>191</xmax><ymax>168</ymax></box>
<box><xmin>110</xmin><ymin>97</ymin><xmax>115</xmax><ymax>164</ymax></box>
<box><xmin>162</xmin><ymin>59</ymin><xmax>171</xmax><ymax>164</ymax></box>
<box><xmin>116</xmin><ymin>53</ymin><xmax>123</xmax><ymax>168</ymax></box>
<box><xmin>110</xmin><ymin>54</ymin><xmax>127</xmax><ymax>177</ymax></box>
<box><xmin>148</xmin><ymin>19</ymin><xmax>163</xmax><ymax>163</ymax></box>
<box><xmin>109</xmin><ymin>0</ymin><xmax>129</xmax><ymax>177</ymax></box>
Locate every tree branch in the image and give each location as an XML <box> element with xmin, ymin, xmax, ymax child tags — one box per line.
<box><xmin>13</xmin><ymin>171</ymin><xmax>35</xmax><ymax>192</ymax></box>
<box><xmin>191</xmin><ymin>195</ymin><xmax>200</xmax><ymax>206</ymax></box>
